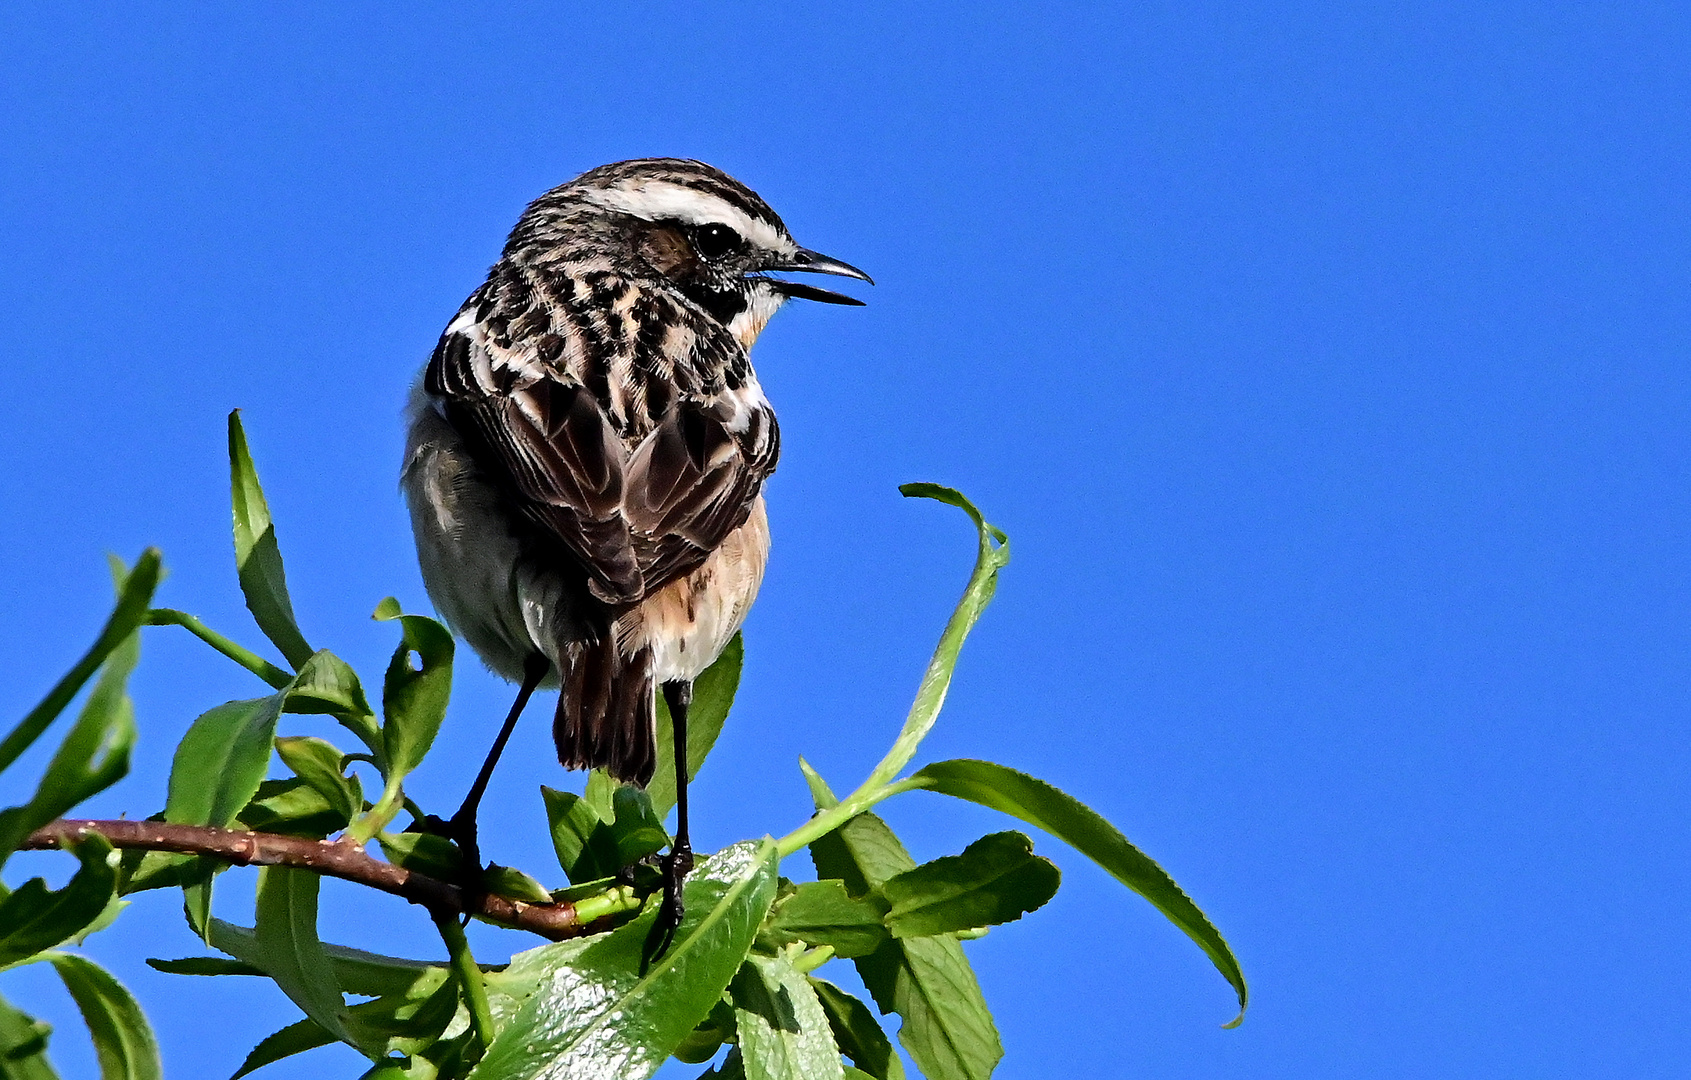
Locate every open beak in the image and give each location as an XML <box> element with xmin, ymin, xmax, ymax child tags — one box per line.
<box><xmin>759</xmin><ymin>247</ymin><xmax>874</xmax><ymax>306</ymax></box>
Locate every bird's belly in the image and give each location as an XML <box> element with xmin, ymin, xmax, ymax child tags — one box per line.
<box><xmin>635</xmin><ymin>498</ymin><xmax>769</xmax><ymax>684</ymax></box>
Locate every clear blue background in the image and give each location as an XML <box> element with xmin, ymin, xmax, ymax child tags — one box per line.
<box><xmin>2</xmin><ymin>4</ymin><xmax>1687</xmax><ymax>1077</ymax></box>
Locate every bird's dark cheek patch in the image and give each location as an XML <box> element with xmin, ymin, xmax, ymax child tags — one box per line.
<box><xmin>681</xmin><ymin>283</ymin><xmax>749</xmax><ymax>326</ymax></box>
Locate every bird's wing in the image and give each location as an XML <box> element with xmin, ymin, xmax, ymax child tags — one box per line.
<box><xmin>425</xmin><ymin>281</ymin><xmax>779</xmax><ymax>606</ymax></box>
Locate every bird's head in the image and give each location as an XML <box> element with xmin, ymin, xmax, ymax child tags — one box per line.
<box><xmin>512</xmin><ymin>158</ymin><xmax>872</xmax><ymax>348</ymax></box>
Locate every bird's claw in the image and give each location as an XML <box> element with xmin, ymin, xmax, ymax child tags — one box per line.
<box><xmin>640</xmin><ymin>844</ymin><xmax>694</xmax><ymax>969</ymax></box>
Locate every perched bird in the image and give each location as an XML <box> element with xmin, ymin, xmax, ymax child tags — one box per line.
<box><xmin>401</xmin><ymin>158</ymin><xmax>870</xmax><ymax>949</ymax></box>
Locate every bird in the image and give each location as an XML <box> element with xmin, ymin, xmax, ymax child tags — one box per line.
<box><xmin>400</xmin><ymin>158</ymin><xmax>870</xmax><ymax>952</ymax></box>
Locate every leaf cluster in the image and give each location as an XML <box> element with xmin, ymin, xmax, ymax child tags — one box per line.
<box><xmin>0</xmin><ymin>413</ymin><xmax>1245</xmax><ymax>1079</ymax></box>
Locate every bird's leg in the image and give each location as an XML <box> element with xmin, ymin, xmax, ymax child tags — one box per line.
<box><xmin>644</xmin><ymin>679</ymin><xmax>695</xmax><ymax>964</ymax></box>
<box><xmin>436</xmin><ymin>652</ymin><xmax>549</xmax><ymax>891</ymax></box>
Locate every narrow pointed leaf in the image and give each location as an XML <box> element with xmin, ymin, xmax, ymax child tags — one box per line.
<box><xmin>468</xmin><ymin>840</ymin><xmax>778</xmax><ymax>1080</ymax></box>
<box><xmin>808</xmin><ymin>773</ymin><xmax>1000</xmax><ymax>1080</ymax></box>
<box><xmin>810</xmin><ymin>979</ymin><xmax>904</xmax><ymax>1080</ymax></box>
<box><xmin>0</xmin><ymin>989</ymin><xmax>58</xmax><ymax>1080</ymax></box>
<box><xmin>0</xmin><ymin>835</ymin><xmax>119</xmax><ymax>966</ymax></box>
<box><xmin>0</xmin><ymin>630</ymin><xmax>141</xmax><ymax>871</ymax></box>
<box><xmin>228</xmin><ymin>411</ymin><xmax>314</xmax><ymax>670</ymax></box>
<box><xmin>880</xmin><ymin>832</ymin><xmax>1059</xmax><ymax>939</ymax></box>
<box><xmin>645</xmin><ymin>634</ymin><xmax>744</xmax><ymax>819</ymax></box>
<box><xmin>731</xmin><ymin>953</ymin><xmax>845</xmax><ymax>1080</ymax></box>
<box><xmin>284</xmin><ymin>651</ymin><xmax>381</xmax><ymax>757</ymax></box>
<box><xmin>166</xmin><ymin>695</ymin><xmax>286</xmax><ymax>829</ymax></box>
<box><xmin>908</xmin><ymin>759</ymin><xmax>1247</xmax><ymax>1025</ymax></box>
<box><xmin>229</xmin><ymin>1019</ymin><xmax>336</xmax><ymax>1080</ymax></box>
<box><xmin>0</xmin><ymin>549</ymin><xmax>160</xmax><ymax>777</ymax></box>
<box><xmin>235</xmin><ymin>778</ymin><xmax>347</xmax><ymax>839</ymax></box>
<box><xmin>249</xmin><ymin>868</ymin><xmax>356</xmax><ymax>1048</ymax></box>
<box><xmin>44</xmin><ymin>952</ymin><xmax>161</xmax><ymax>1080</ymax></box>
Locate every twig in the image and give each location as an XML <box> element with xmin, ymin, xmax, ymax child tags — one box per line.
<box><xmin>25</xmin><ymin>819</ymin><xmax>624</xmax><ymax>941</ymax></box>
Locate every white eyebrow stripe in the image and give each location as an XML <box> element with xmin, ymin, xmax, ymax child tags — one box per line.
<box><xmin>581</xmin><ymin>181</ymin><xmax>790</xmax><ymax>252</ymax></box>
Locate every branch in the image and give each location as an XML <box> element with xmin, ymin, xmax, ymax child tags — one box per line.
<box><xmin>25</xmin><ymin>819</ymin><xmax>636</xmax><ymax>941</ymax></box>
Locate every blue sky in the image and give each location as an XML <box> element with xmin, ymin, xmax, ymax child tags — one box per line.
<box><xmin>2</xmin><ymin>4</ymin><xmax>1688</xmax><ymax>1077</ymax></box>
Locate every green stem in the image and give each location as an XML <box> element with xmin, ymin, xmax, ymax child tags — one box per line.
<box><xmin>146</xmin><ymin>608</ymin><xmax>293</xmax><ymax>689</ymax></box>
<box><xmin>349</xmin><ymin>779</ymin><xmax>405</xmax><ymax>844</ymax></box>
<box><xmin>432</xmin><ymin>910</ymin><xmax>495</xmax><ymax>1062</ymax></box>
<box><xmin>775</xmin><ymin>777</ymin><xmax>924</xmax><ymax>858</ymax></box>
<box><xmin>569</xmin><ymin>884</ymin><xmax>644</xmax><ymax>924</ymax></box>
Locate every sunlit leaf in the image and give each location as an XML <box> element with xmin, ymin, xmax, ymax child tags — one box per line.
<box><xmin>284</xmin><ymin>651</ymin><xmax>381</xmax><ymax>757</ymax></box>
<box><xmin>44</xmin><ymin>952</ymin><xmax>162</xmax><ymax>1080</ymax></box>
<box><xmin>165</xmin><ymin>695</ymin><xmax>286</xmax><ymax>830</ymax></box>
<box><xmin>808</xmin><ymin>774</ymin><xmax>1000</xmax><ymax>1080</ymax></box>
<box><xmin>908</xmin><ymin>759</ymin><xmax>1247</xmax><ymax>1025</ymax></box>
<box><xmin>468</xmin><ymin>840</ymin><xmax>778</xmax><ymax>1080</ymax></box>
<box><xmin>228</xmin><ymin>411</ymin><xmax>314</xmax><ymax>670</ymax></box>
<box><xmin>235</xmin><ymin>778</ymin><xmax>347</xmax><ymax>839</ymax></box>
<box><xmin>229</xmin><ymin>1020</ymin><xmax>335</xmax><ymax>1080</ymax></box>
<box><xmin>248</xmin><ymin>868</ymin><xmax>357</xmax><ymax>1050</ymax></box>
<box><xmin>880</xmin><ymin>832</ymin><xmax>1058</xmax><ymax>939</ymax></box>
<box><xmin>375</xmin><ymin>612</ymin><xmax>454</xmax><ymax>784</ymax></box>
<box><xmin>761</xmin><ymin>880</ymin><xmax>889</xmax><ymax>959</ymax></box>
<box><xmin>730</xmin><ymin>953</ymin><xmax>844</xmax><ymax>1080</ymax></box>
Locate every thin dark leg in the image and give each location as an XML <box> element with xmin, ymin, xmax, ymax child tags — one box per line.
<box><xmin>645</xmin><ymin>679</ymin><xmax>695</xmax><ymax>965</ymax></box>
<box><xmin>446</xmin><ymin>652</ymin><xmax>549</xmax><ymax>884</ymax></box>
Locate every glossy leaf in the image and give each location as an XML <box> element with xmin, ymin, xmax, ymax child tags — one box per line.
<box><xmin>44</xmin><ymin>952</ymin><xmax>162</xmax><ymax>1080</ymax></box>
<box><xmin>165</xmin><ymin>695</ymin><xmax>286</xmax><ymax>829</ymax></box>
<box><xmin>275</xmin><ymin>736</ymin><xmax>361</xmax><ymax>827</ymax></box>
<box><xmin>376</xmin><ymin>612</ymin><xmax>454</xmax><ymax>783</ymax></box>
<box><xmin>230</xmin><ymin>1020</ymin><xmax>335</xmax><ymax>1080</ymax></box>
<box><xmin>0</xmin><ymin>630</ymin><xmax>140</xmax><ymax>872</ymax></box>
<box><xmin>0</xmin><ymin>989</ymin><xmax>57</xmax><ymax>1080</ymax></box>
<box><xmin>228</xmin><ymin>411</ymin><xmax>314</xmax><ymax>670</ymax></box>
<box><xmin>0</xmin><ymin>549</ymin><xmax>160</xmax><ymax>778</ymax></box>
<box><xmin>908</xmin><ymin>759</ymin><xmax>1247</xmax><ymax>1025</ymax></box>
<box><xmin>0</xmin><ymin>835</ymin><xmax>118</xmax><ymax>967</ymax></box>
<box><xmin>808</xmin><ymin>775</ymin><xmax>1000</xmax><ymax>1080</ymax></box>
<box><xmin>763</xmin><ymin>880</ymin><xmax>889</xmax><ymax>959</ymax></box>
<box><xmin>468</xmin><ymin>840</ymin><xmax>778</xmax><ymax>1080</ymax></box>
<box><xmin>645</xmin><ymin>634</ymin><xmax>743</xmax><ymax>820</ymax></box>
<box><xmin>810</xmin><ymin>979</ymin><xmax>904</xmax><ymax>1080</ymax></box>
<box><xmin>880</xmin><ymin>832</ymin><xmax>1059</xmax><ymax>939</ymax></box>
<box><xmin>730</xmin><ymin>953</ymin><xmax>844</xmax><ymax>1080</ymax></box>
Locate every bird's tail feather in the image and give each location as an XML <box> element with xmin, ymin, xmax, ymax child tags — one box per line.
<box><xmin>553</xmin><ymin>637</ymin><xmax>656</xmax><ymax>787</ymax></box>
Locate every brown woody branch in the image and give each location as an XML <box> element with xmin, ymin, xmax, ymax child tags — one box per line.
<box><xmin>25</xmin><ymin>818</ymin><xmax>615</xmax><ymax>941</ymax></box>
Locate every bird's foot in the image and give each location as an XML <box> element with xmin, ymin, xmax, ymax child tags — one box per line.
<box><xmin>407</xmin><ymin>811</ymin><xmax>486</xmax><ymax>916</ymax></box>
<box><xmin>641</xmin><ymin>842</ymin><xmax>695</xmax><ymax>969</ymax></box>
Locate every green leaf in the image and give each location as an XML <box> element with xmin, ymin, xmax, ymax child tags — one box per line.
<box><xmin>808</xmin><ymin>775</ymin><xmax>1000</xmax><ymax>1080</ymax></box>
<box><xmin>228</xmin><ymin>410</ymin><xmax>314</xmax><ymax>671</ymax></box>
<box><xmin>275</xmin><ymin>736</ymin><xmax>361</xmax><ymax>827</ymax></box>
<box><xmin>165</xmin><ymin>695</ymin><xmax>286</xmax><ymax>829</ymax></box>
<box><xmin>377</xmin><ymin>613</ymin><xmax>454</xmax><ymax>784</ymax></box>
<box><xmin>229</xmin><ymin>1019</ymin><xmax>335</xmax><ymax>1080</ymax></box>
<box><xmin>671</xmin><ymin>997</ymin><xmax>735</xmax><ymax>1064</ymax></box>
<box><xmin>608</xmin><ymin>786</ymin><xmax>670</xmax><ymax>866</ymax></box>
<box><xmin>645</xmin><ymin>634</ymin><xmax>743</xmax><ymax>820</ymax></box>
<box><xmin>762</xmin><ymin>880</ymin><xmax>890</xmax><ymax>959</ymax></box>
<box><xmin>0</xmin><ymin>835</ymin><xmax>119</xmax><ymax>967</ymax></box>
<box><xmin>284</xmin><ymin>651</ymin><xmax>382</xmax><ymax>758</ymax></box>
<box><xmin>468</xmin><ymin>840</ymin><xmax>778</xmax><ymax>1080</ymax></box>
<box><xmin>880</xmin><ymin>832</ymin><xmax>1059</xmax><ymax>939</ymax></box>
<box><xmin>44</xmin><ymin>952</ymin><xmax>161</xmax><ymax>1080</ymax></box>
<box><xmin>810</xmin><ymin>979</ymin><xmax>904</xmax><ymax>1080</ymax></box>
<box><xmin>249</xmin><ymin>868</ymin><xmax>356</xmax><ymax>1050</ymax></box>
<box><xmin>730</xmin><ymin>953</ymin><xmax>844</xmax><ymax>1080</ymax></box>
<box><xmin>542</xmin><ymin>787</ymin><xmax>612</xmax><ymax>884</ymax></box>
<box><xmin>479</xmin><ymin>865</ymin><xmax>553</xmax><ymax>905</ymax></box>
<box><xmin>0</xmin><ymin>549</ymin><xmax>160</xmax><ymax>779</ymax></box>
<box><xmin>376</xmin><ymin>833</ymin><xmax>463</xmax><ymax>881</ymax></box>
<box><xmin>209</xmin><ymin>921</ymin><xmax>451</xmax><ymax>999</ymax></box>
<box><xmin>907</xmin><ymin>759</ymin><xmax>1247</xmax><ymax>1026</ymax></box>
<box><xmin>0</xmin><ymin>629</ymin><xmax>140</xmax><ymax>872</ymax></box>
<box><xmin>145</xmin><ymin>956</ymin><xmax>263</xmax><ymax>977</ymax></box>
<box><xmin>235</xmin><ymin>778</ymin><xmax>348</xmax><ymax>839</ymax></box>
<box><xmin>0</xmin><ymin>988</ymin><xmax>58</xmax><ymax>1080</ymax></box>
<box><xmin>868</xmin><ymin>486</ymin><xmax>1009</xmax><ymax>787</ymax></box>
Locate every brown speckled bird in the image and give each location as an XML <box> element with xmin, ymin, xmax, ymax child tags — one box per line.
<box><xmin>401</xmin><ymin>158</ymin><xmax>870</xmax><ymax>947</ymax></box>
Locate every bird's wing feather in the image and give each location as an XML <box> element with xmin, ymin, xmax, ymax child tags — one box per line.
<box><xmin>425</xmin><ymin>286</ymin><xmax>778</xmax><ymax>606</ymax></box>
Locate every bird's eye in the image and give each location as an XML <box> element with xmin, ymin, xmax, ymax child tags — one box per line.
<box><xmin>694</xmin><ymin>222</ymin><xmax>743</xmax><ymax>260</ymax></box>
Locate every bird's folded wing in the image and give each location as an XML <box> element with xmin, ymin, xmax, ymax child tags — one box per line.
<box><xmin>425</xmin><ymin>315</ymin><xmax>778</xmax><ymax>606</ymax></box>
